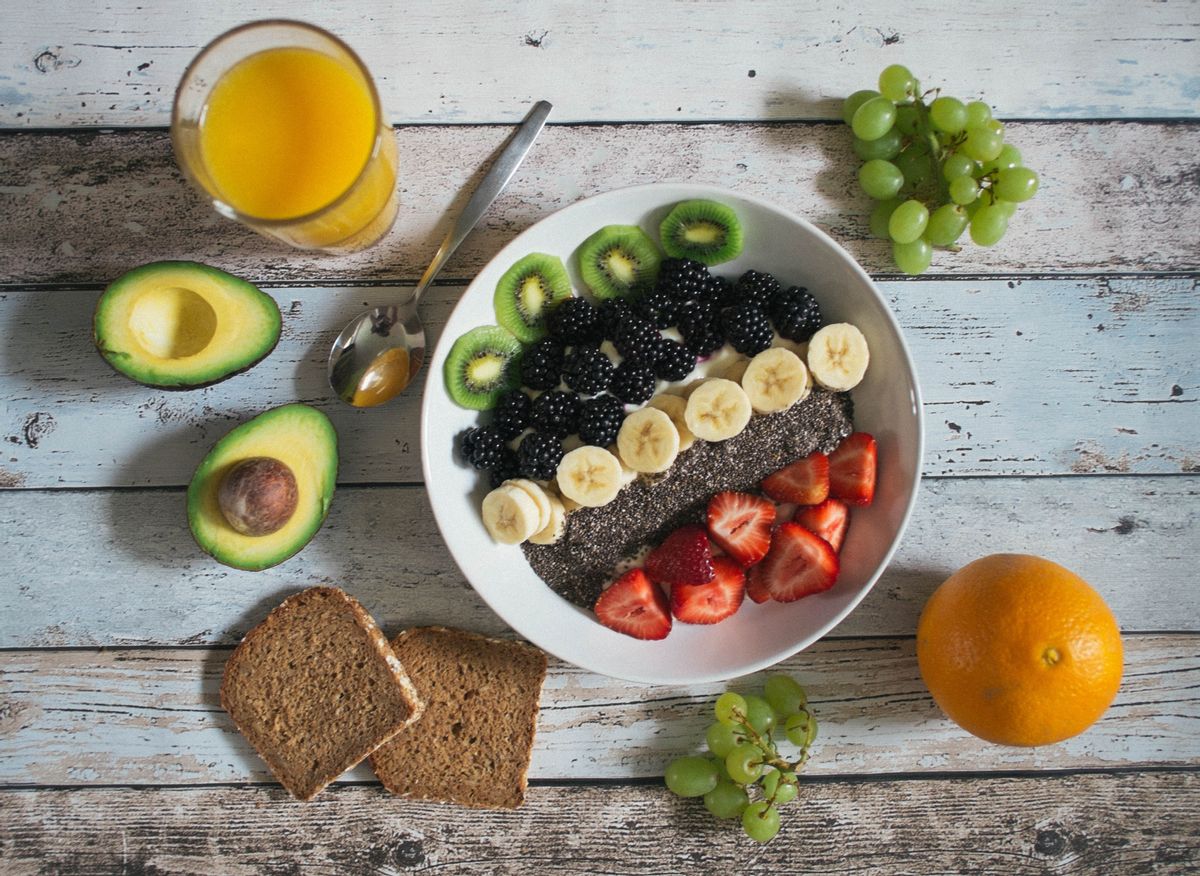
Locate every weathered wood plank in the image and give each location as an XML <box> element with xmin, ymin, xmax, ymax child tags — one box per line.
<box><xmin>0</xmin><ymin>637</ymin><xmax>1194</xmax><ymax>787</ymax></box>
<box><xmin>0</xmin><ymin>477</ymin><xmax>1194</xmax><ymax>648</ymax></box>
<box><xmin>1</xmin><ymin>775</ymin><xmax>1197</xmax><ymax>876</ymax></box>
<box><xmin>0</xmin><ymin>277</ymin><xmax>1194</xmax><ymax>489</ymax></box>
<box><xmin>1</xmin><ymin>124</ymin><xmax>1198</xmax><ymax>284</ymax></box>
<box><xmin>3</xmin><ymin>1</ymin><xmax>1198</xmax><ymax>126</ymax></box>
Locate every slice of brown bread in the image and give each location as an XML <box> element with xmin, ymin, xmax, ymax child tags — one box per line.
<box><xmin>220</xmin><ymin>586</ymin><xmax>423</xmax><ymax>801</ymax></box>
<box><xmin>370</xmin><ymin>626</ymin><xmax>547</xmax><ymax>809</ymax></box>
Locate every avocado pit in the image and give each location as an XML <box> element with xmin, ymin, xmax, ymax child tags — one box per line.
<box><xmin>218</xmin><ymin>456</ymin><xmax>299</xmax><ymax>536</ymax></box>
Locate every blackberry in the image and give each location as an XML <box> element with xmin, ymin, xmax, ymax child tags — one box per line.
<box><xmin>654</xmin><ymin>338</ymin><xmax>697</xmax><ymax>382</ymax></box>
<box><xmin>561</xmin><ymin>346</ymin><xmax>614</xmax><ymax>395</ymax></box>
<box><xmin>614</xmin><ymin>315</ymin><xmax>661</xmax><ymax>365</ymax></box>
<box><xmin>721</xmin><ymin>305</ymin><xmax>774</xmax><ymax>356</ymax></box>
<box><xmin>597</xmin><ymin>298</ymin><xmax>635</xmax><ymax>342</ymax></box>
<box><xmin>520</xmin><ymin>337</ymin><xmax>564</xmax><ymax>391</ymax></box>
<box><xmin>577</xmin><ymin>393</ymin><xmax>625</xmax><ymax>447</ymax></box>
<box><xmin>709</xmin><ymin>274</ymin><xmax>736</xmax><ymax>306</ymax></box>
<box><xmin>530</xmin><ymin>389</ymin><xmax>581</xmax><ymax>438</ymax></box>
<box><xmin>610</xmin><ymin>361</ymin><xmax>656</xmax><ymax>405</ymax></box>
<box><xmin>636</xmin><ymin>286</ymin><xmax>680</xmax><ymax>329</ymax></box>
<box><xmin>517</xmin><ymin>432</ymin><xmax>564</xmax><ymax>481</ymax></box>
<box><xmin>656</xmin><ymin>257</ymin><xmax>713</xmax><ymax>301</ymax></box>
<box><xmin>488</xmin><ymin>447</ymin><xmax>521</xmax><ymax>488</ymax></box>
<box><xmin>459</xmin><ymin>426</ymin><xmax>506</xmax><ymax>471</ymax></box>
<box><xmin>734</xmin><ymin>270</ymin><xmax>782</xmax><ymax>309</ymax></box>
<box><xmin>492</xmin><ymin>389</ymin><xmax>532</xmax><ymax>439</ymax></box>
<box><xmin>549</xmin><ymin>297</ymin><xmax>602</xmax><ymax>346</ymax></box>
<box><xmin>677</xmin><ymin>298</ymin><xmax>725</xmax><ymax>355</ymax></box>
<box><xmin>770</xmin><ymin>286</ymin><xmax>823</xmax><ymax>343</ymax></box>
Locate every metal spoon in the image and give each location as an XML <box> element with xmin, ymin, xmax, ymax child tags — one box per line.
<box><xmin>328</xmin><ymin>100</ymin><xmax>552</xmax><ymax>407</ymax></box>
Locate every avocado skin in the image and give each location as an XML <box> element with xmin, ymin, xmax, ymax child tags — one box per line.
<box><xmin>187</xmin><ymin>404</ymin><xmax>338</xmax><ymax>572</ymax></box>
<box><xmin>94</xmin><ymin>261</ymin><xmax>282</xmax><ymax>389</ymax></box>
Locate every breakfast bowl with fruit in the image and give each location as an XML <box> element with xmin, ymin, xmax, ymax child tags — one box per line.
<box><xmin>421</xmin><ymin>183</ymin><xmax>923</xmax><ymax>684</ymax></box>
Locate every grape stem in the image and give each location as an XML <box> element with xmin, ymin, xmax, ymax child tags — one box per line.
<box><xmin>728</xmin><ymin>706</ymin><xmax>811</xmax><ymax>774</ymax></box>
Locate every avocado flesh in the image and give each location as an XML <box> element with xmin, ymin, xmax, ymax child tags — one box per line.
<box><xmin>94</xmin><ymin>261</ymin><xmax>281</xmax><ymax>388</ymax></box>
<box><xmin>187</xmin><ymin>404</ymin><xmax>338</xmax><ymax>571</ymax></box>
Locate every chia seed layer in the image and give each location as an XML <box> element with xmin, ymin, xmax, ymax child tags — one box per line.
<box><xmin>522</xmin><ymin>388</ymin><xmax>854</xmax><ymax>609</ymax></box>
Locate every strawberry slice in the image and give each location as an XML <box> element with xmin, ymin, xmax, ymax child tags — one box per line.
<box><xmin>829</xmin><ymin>432</ymin><xmax>877</xmax><ymax>506</ymax></box>
<box><xmin>761</xmin><ymin>451</ymin><xmax>830</xmax><ymax>505</ymax></box>
<box><xmin>594</xmin><ymin>569</ymin><xmax>672</xmax><ymax>640</ymax></box>
<box><xmin>758</xmin><ymin>522</ymin><xmax>840</xmax><ymax>603</ymax></box>
<box><xmin>707</xmin><ymin>491</ymin><xmax>776</xmax><ymax>567</ymax></box>
<box><xmin>645</xmin><ymin>524</ymin><xmax>715</xmax><ymax>586</ymax></box>
<box><xmin>746</xmin><ymin>564</ymin><xmax>772</xmax><ymax>604</ymax></box>
<box><xmin>794</xmin><ymin>498</ymin><xmax>850</xmax><ymax>552</ymax></box>
<box><xmin>671</xmin><ymin>557</ymin><xmax>746</xmax><ymax>624</ymax></box>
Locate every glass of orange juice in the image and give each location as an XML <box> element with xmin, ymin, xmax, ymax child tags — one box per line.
<box><xmin>172</xmin><ymin>20</ymin><xmax>399</xmax><ymax>252</ymax></box>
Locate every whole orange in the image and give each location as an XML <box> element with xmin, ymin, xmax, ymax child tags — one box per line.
<box><xmin>916</xmin><ymin>554</ymin><xmax>1123</xmax><ymax>746</ymax></box>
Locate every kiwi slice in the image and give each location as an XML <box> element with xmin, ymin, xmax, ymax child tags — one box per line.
<box><xmin>494</xmin><ymin>253</ymin><xmax>572</xmax><ymax>344</ymax></box>
<box><xmin>577</xmin><ymin>225</ymin><xmax>661</xmax><ymax>300</ymax></box>
<box><xmin>443</xmin><ymin>325</ymin><xmax>523</xmax><ymax>410</ymax></box>
<box><xmin>659</xmin><ymin>199</ymin><xmax>744</xmax><ymax>265</ymax></box>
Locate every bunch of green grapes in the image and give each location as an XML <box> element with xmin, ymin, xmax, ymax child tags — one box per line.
<box><xmin>663</xmin><ymin>675</ymin><xmax>817</xmax><ymax>842</ymax></box>
<box><xmin>845</xmin><ymin>64</ymin><xmax>1040</xmax><ymax>275</ymax></box>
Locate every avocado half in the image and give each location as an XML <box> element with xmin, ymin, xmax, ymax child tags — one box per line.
<box><xmin>94</xmin><ymin>261</ymin><xmax>281</xmax><ymax>388</ymax></box>
<box><xmin>187</xmin><ymin>404</ymin><xmax>338</xmax><ymax>571</ymax></box>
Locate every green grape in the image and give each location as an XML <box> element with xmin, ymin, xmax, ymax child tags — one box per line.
<box><xmin>742</xmin><ymin>694</ymin><xmax>777</xmax><ymax>735</ymax></box>
<box><xmin>725</xmin><ymin>743</ymin><xmax>765</xmax><ymax>784</ymax></box>
<box><xmin>706</xmin><ymin>721</ymin><xmax>746</xmax><ymax>758</ymax></box>
<box><xmin>858</xmin><ymin>159</ymin><xmax>904</xmax><ymax>200</ymax></box>
<box><xmin>784</xmin><ymin>710</ymin><xmax>819</xmax><ymax>747</ymax></box>
<box><xmin>925</xmin><ymin>204</ymin><xmax>969</xmax><ymax>246</ymax></box>
<box><xmin>894</xmin><ymin>104</ymin><xmax>919</xmax><ymax>135</ymax></box>
<box><xmin>994</xmin><ymin>166</ymin><xmax>1039</xmax><ymax>202</ymax></box>
<box><xmin>992</xmin><ymin>199</ymin><xmax>1018</xmax><ymax>219</ymax></box>
<box><xmin>878</xmin><ymin>64</ymin><xmax>917</xmax><ymax>102</ymax></box>
<box><xmin>969</xmin><ymin>205</ymin><xmax>1009</xmax><ymax>246</ymax></box>
<box><xmin>853</xmin><ymin>127</ymin><xmax>903</xmax><ymax>161</ymax></box>
<box><xmin>964</xmin><ymin>100</ymin><xmax>992</xmax><ymax>128</ymax></box>
<box><xmin>741</xmin><ymin>802</ymin><xmax>782</xmax><ymax>842</ymax></box>
<box><xmin>893</xmin><ymin>146</ymin><xmax>933</xmax><ymax>189</ymax></box>
<box><xmin>762</xmin><ymin>769</ymin><xmax>799</xmax><ymax>805</ymax></box>
<box><xmin>869</xmin><ymin>198</ymin><xmax>902</xmax><ymax>239</ymax></box>
<box><xmin>714</xmin><ymin>691</ymin><xmax>748</xmax><ymax>726</ymax></box>
<box><xmin>893</xmin><ymin>238</ymin><xmax>933</xmax><ymax>275</ymax></box>
<box><xmin>929</xmin><ymin>96</ymin><xmax>968</xmax><ymax>134</ymax></box>
<box><xmin>982</xmin><ymin>143</ymin><xmax>1022</xmax><ymax>174</ymax></box>
<box><xmin>962</xmin><ymin>126</ymin><xmax>1003</xmax><ymax>162</ymax></box>
<box><xmin>763</xmin><ymin>675</ymin><xmax>807</xmax><ymax>716</ymax></box>
<box><xmin>851</xmin><ymin>97</ymin><xmax>897</xmax><ymax>141</ymax></box>
<box><xmin>664</xmin><ymin>756</ymin><xmax>719</xmax><ymax>797</ymax></box>
<box><xmin>949</xmin><ymin>175</ymin><xmax>980</xmax><ymax>205</ymax></box>
<box><xmin>986</xmin><ymin>118</ymin><xmax>1006</xmax><ymax>137</ymax></box>
<box><xmin>942</xmin><ymin>152</ymin><xmax>976</xmax><ymax>181</ymax></box>
<box><xmin>842</xmin><ymin>89</ymin><xmax>881</xmax><ymax>126</ymax></box>
<box><xmin>704</xmin><ymin>779</ymin><xmax>750</xmax><ymax>820</ymax></box>
<box><xmin>887</xmin><ymin>199</ymin><xmax>928</xmax><ymax>244</ymax></box>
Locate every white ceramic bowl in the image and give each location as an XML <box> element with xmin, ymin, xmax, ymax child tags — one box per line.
<box><xmin>421</xmin><ymin>183</ymin><xmax>922</xmax><ymax>684</ymax></box>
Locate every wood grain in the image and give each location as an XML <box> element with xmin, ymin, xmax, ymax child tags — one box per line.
<box><xmin>0</xmin><ymin>636</ymin><xmax>1194</xmax><ymax>786</ymax></box>
<box><xmin>1</xmin><ymin>277</ymin><xmax>1194</xmax><ymax>489</ymax></box>
<box><xmin>1</xmin><ymin>124</ymin><xmax>1198</xmax><ymax>285</ymax></box>
<box><xmin>1</xmin><ymin>773</ymin><xmax>1197</xmax><ymax>875</ymax></box>
<box><xmin>3</xmin><ymin>1</ymin><xmax>1198</xmax><ymax>126</ymax></box>
<box><xmin>0</xmin><ymin>477</ymin><xmax>1194</xmax><ymax>648</ymax></box>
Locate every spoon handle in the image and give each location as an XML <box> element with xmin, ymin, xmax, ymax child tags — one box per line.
<box><xmin>411</xmin><ymin>100</ymin><xmax>552</xmax><ymax>303</ymax></box>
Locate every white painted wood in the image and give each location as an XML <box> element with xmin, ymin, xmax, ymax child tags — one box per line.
<box><xmin>0</xmin><ymin>636</ymin><xmax>1193</xmax><ymax>787</ymax></box>
<box><xmin>0</xmin><ymin>477</ymin><xmax>1193</xmax><ymax>648</ymax></box>
<box><xmin>2</xmin><ymin>774</ymin><xmax>1196</xmax><ymax>875</ymax></box>
<box><xmin>2</xmin><ymin>124</ymin><xmax>1198</xmax><ymax>284</ymax></box>
<box><xmin>2</xmin><ymin>1</ymin><xmax>1197</xmax><ymax>127</ymax></box>
<box><xmin>0</xmin><ymin>277</ymin><xmax>1193</xmax><ymax>489</ymax></box>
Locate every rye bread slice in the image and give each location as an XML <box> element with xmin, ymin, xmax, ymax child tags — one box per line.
<box><xmin>220</xmin><ymin>586</ymin><xmax>423</xmax><ymax>801</ymax></box>
<box><xmin>370</xmin><ymin>626</ymin><xmax>547</xmax><ymax>809</ymax></box>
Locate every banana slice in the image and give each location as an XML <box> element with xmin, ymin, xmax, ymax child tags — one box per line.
<box><xmin>528</xmin><ymin>493</ymin><xmax>567</xmax><ymax>545</ymax></box>
<box><xmin>719</xmin><ymin>356</ymin><xmax>751</xmax><ymax>384</ymax></box>
<box><xmin>742</xmin><ymin>347</ymin><xmax>810</xmax><ymax>414</ymax></box>
<box><xmin>556</xmin><ymin>445</ymin><xmax>623</xmax><ymax>508</ymax></box>
<box><xmin>505</xmin><ymin>478</ymin><xmax>553</xmax><ymax>533</ymax></box>
<box><xmin>647</xmin><ymin>393</ymin><xmax>696</xmax><ymax>452</ymax></box>
<box><xmin>616</xmin><ymin>407</ymin><xmax>680</xmax><ymax>473</ymax></box>
<box><xmin>807</xmin><ymin>323</ymin><xmax>870</xmax><ymax>391</ymax></box>
<box><xmin>684</xmin><ymin>377</ymin><xmax>753</xmax><ymax>442</ymax></box>
<box><xmin>676</xmin><ymin>377</ymin><xmax>710</xmax><ymax>399</ymax></box>
<box><xmin>481</xmin><ymin>484</ymin><xmax>542</xmax><ymax>545</ymax></box>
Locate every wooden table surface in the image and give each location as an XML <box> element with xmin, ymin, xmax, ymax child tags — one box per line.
<box><xmin>1</xmin><ymin>3</ymin><xmax>1198</xmax><ymax>873</ymax></box>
